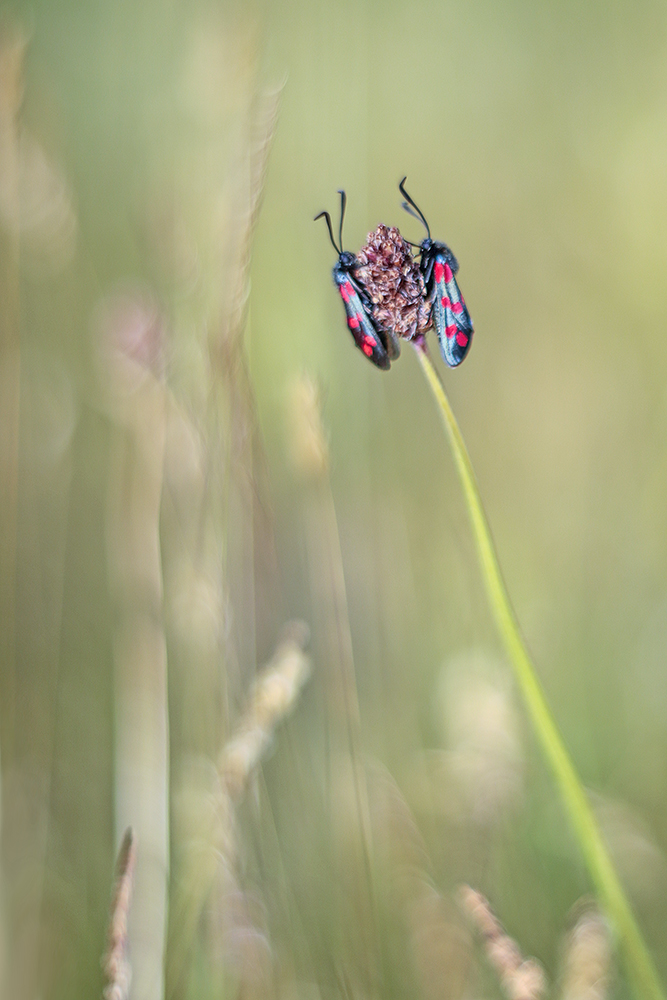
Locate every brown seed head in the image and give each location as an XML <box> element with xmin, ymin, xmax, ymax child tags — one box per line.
<box><xmin>356</xmin><ymin>224</ymin><xmax>431</xmax><ymax>340</ymax></box>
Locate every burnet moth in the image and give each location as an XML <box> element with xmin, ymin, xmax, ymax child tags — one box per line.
<box><xmin>315</xmin><ymin>190</ymin><xmax>399</xmax><ymax>371</ymax></box>
<box><xmin>399</xmin><ymin>177</ymin><xmax>473</xmax><ymax>367</ymax></box>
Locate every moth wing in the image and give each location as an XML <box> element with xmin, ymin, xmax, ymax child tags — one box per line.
<box><xmin>432</xmin><ymin>260</ymin><xmax>473</xmax><ymax>367</ymax></box>
<box><xmin>337</xmin><ymin>278</ymin><xmax>391</xmax><ymax>370</ymax></box>
<box><xmin>383</xmin><ymin>327</ymin><xmax>401</xmax><ymax>361</ymax></box>
<box><xmin>346</xmin><ymin>270</ymin><xmax>400</xmax><ymax>361</ymax></box>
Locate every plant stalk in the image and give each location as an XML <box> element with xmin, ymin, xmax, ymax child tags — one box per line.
<box><xmin>413</xmin><ymin>339</ymin><xmax>664</xmax><ymax>1000</ymax></box>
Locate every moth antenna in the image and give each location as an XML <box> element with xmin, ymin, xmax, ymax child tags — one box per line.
<box><xmin>399</xmin><ymin>176</ymin><xmax>431</xmax><ymax>239</ymax></box>
<box><xmin>314</xmin><ymin>209</ymin><xmax>340</xmax><ymax>254</ymax></box>
<box><xmin>337</xmin><ymin>189</ymin><xmax>347</xmax><ymax>252</ymax></box>
<box><xmin>401</xmin><ymin>202</ymin><xmax>430</xmax><ymax>231</ymax></box>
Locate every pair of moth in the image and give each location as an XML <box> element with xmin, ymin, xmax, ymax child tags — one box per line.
<box><xmin>316</xmin><ymin>178</ymin><xmax>473</xmax><ymax>371</ymax></box>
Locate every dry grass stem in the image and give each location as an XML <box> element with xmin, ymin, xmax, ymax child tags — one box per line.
<box><xmin>560</xmin><ymin>905</ymin><xmax>612</xmax><ymax>1000</ymax></box>
<box><xmin>290</xmin><ymin>373</ymin><xmax>379</xmax><ymax>986</ymax></box>
<box><xmin>367</xmin><ymin>766</ymin><xmax>472</xmax><ymax>1000</ymax></box>
<box><xmin>287</xmin><ymin>374</ymin><xmax>329</xmax><ymax>480</ymax></box>
<box><xmin>103</xmin><ymin>295</ymin><xmax>169</xmax><ymax>1000</ymax></box>
<box><xmin>102</xmin><ymin>829</ymin><xmax>137</xmax><ymax>1000</ymax></box>
<box><xmin>220</xmin><ymin>81</ymin><xmax>282</xmax><ymax>355</ymax></box>
<box><xmin>0</xmin><ymin>17</ymin><xmax>26</xmax><ymax>772</ymax></box>
<box><xmin>408</xmin><ymin>889</ymin><xmax>472</xmax><ymax>1000</ymax></box>
<box><xmin>167</xmin><ymin>623</ymin><xmax>310</xmax><ymax>997</ymax></box>
<box><xmin>219</xmin><ymin>620</ymin><xmax>311</xmax><ymax>799</ymax></box>
<box><xmin>459</xmin><ymin>885</ymin><xmax>547</xmax><ymax>1000</ymax></box>
<box><xmin>438</xmin><ymin>651</ymin><xmax>524</xmax><ymax>828</ymax></box>
<box><xmin>213</xmin><ymin>617</ymin><xmax>309</xmax><ymax>990</ymax></box>
<box><xmin>211</xmin><ymin>79</ymin><xmax>283</xmax><ymax>688</ymax></box>
<box><xmin>162</xmin><ymin>50</ymin><xmax>285</xmax><ymax>994</ymax></box>
<box><xmin>0</xmin><ymin>26</ymin><xmax>26</xmax><ymax>992</ymax></box>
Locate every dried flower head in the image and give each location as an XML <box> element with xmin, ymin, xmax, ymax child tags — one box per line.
<box><xmin>356</xmin><ymin>224</ymin><xmax>431</xmax><ymax>340</ymax></box>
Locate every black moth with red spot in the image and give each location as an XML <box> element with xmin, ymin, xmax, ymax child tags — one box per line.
<box><xmin>399</xmin><ymin>177</ymin><xmax>473</xmax><ymax>367</ymax></box>
<box><xmin>315</xmin><ymin>191</ymin><xmax>399</xmax><ymax>371</ymax></box>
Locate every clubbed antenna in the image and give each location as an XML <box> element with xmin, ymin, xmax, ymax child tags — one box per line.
<box><xmin>314</xmin><ymin>189</ymin><xmax>348</xmax><ymax>255</ymax></box>
<box><xmin>399</xmin><ymin>176</ymin><xmax>431</xmax><ymax>239</ymax></box>
<box><xmin>337</xmin><ymin>189</ymin><xmax>346</xmax><ymax>251</ymax></box>
<box><xmin>314</xmin><ymin>209</ymin><xmax>339</xmax><ymax>254</ymax></box>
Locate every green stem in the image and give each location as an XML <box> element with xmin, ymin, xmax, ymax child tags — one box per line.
<box><xmin>414</xmin><ymin>340</ymin><xmax>664</xmax><ymax>1000</ymax></box>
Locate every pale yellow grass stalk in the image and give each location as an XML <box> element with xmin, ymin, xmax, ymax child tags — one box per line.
<box><xmin>560</xmin><ymin>905</ymin><xmax>612</xmax><ymax>1000</ymax></box>
<box><xmin>367</xmin><ymin>763</ymin><xmax>472</xmax><ymax>1000</ymax></box>
<box><xmin>159</xmin><ymin>41</ymin><xmax>284</xmax><ymax>991</ymax></box>
<box><xmin>287</xmin><ymin>373</ymin><xmax>379</xmax><ymax>989</ymax></box>
<box><xmin>219</xmin><ymin>620</ymin><xmax>311</xmax><ymax>799</ymax></box>
<box><xmin>166</xmin><ymin>623</ymin><xmax>310</xmax><ymax>997</ymax></box>
<box><xmin>102</xmin><ymin>829</ymin><xmax>137</xmax><ymax>1000</ymax></box>
<box><xmin>103</xmin><ymin>295</ymin><xmax>169</xmax><ymax>1000</ymax></box>
<box><xmin>0</xmin><ymin>26</ymin><xmax>25</xmax><ymax>999</ymax></box>
<box><xmin>459</xmin><ymin>885</ymin><xmax>547</xmax><ymax>1000</ymax></box>
<box><xmin>0</xmin><ymin>17</ymin><xmax>25</xmax><ymax>782</ymax></box>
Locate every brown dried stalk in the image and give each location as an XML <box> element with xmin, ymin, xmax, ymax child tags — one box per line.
<box><xmin>102</xmin><ymin>829</ymin><xmax>137</xmax><ymax>1000</ymax></box>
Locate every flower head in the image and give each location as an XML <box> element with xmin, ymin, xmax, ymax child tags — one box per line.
<box><xmin>356</xmin><ymin>224</ymin><xmax>431</xmax><ymax>340</ymax></box>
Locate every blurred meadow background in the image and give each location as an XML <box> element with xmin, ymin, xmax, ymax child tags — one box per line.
<box><xmin>2</xmin><ymin>0</ymin><xmax>667</xmax><ymax>997</ymax></box>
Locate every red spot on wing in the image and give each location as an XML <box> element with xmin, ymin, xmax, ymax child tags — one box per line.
<box><xmin>340</xmin><ymin>281</ymin><xmax>354</xmax><ymax>303</ymax></box>
<box><xmin>443</xmin><ymin>263</ymin><xmax>454</xmax><ymax>282</ymax></box>
<box><xmin>362</xmin><ymin>335</ymin><xmax>374</xmax><ymax>357</ymax></box>
<box><xmin>456</xmin><ymin>331</ymin><xmax>469</xmax><ymax>347</ymax></box>
<box><xmin>348</xmin><ymin>315</ymin><xmax>360</xmax><ymax>329</ymax></box>
<box><xmin>441</xmin><ymin>296</ymin><xmax>451</xmax><ymax>308</ymax></box>
<box><xmin>445</xmin><ymin>324</ymin><xmax>457</xmax><ymax>339</ymax></box>
<box><xmin>433</xmin><ymin>262</ymin><xmax>445</xmax><ymax>283</ymax></box>
<box><xmin>451</xmin><ymin>302</ymin><xmax>464</xmax><ymax>314</ymax></box>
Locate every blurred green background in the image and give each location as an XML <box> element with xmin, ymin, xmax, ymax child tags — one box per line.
<box><xmin>2</xmin><ymin>0</ymin><xmax>667</xmax><ymax>997</ymax></box>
